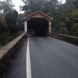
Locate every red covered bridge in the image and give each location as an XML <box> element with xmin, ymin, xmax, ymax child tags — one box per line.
<box><xmin>23</xmin><ymin>11</ymin><xmax>53</xmax><ymax>36</ymax></box>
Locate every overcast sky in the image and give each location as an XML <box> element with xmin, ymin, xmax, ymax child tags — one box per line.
<box><xmin>12</xmin><ymin>0</ymin><xmax>66</xmax><ymax>13</ymax></box>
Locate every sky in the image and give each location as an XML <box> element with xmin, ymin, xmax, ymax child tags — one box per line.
<box><xmin>58</xmin><ymin>0</ymin><xmax>66</xmax><ymax>3</ymax></box>
<box><xmin>12</xmin><ymin>0</ymin><xmax>24</xmax><ymax>13</ymax></box>
<box><xmin>12</xmin><ymin>0</ymin><xmax>66</xmax><ymax>13</ymax></box>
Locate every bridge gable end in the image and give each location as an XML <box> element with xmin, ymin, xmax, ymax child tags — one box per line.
<box><xmin>24</xmin><ymin>11</ymin><xmax>52</xmax><ymax>22</ymax></box>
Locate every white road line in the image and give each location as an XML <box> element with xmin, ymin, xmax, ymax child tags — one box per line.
<box><xmin>26</xmin><ymin>37</ymin><xmax>32</xmax><ymax>78</ymax></box>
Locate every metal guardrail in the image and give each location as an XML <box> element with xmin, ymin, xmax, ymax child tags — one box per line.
<box><xmin>49</xmin><ymin>32</ymin><xmax>78</xmax><ymax>46</ymax></box>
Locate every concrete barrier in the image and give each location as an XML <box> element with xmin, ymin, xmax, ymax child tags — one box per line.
<box><xmin>49</xmin><ymin>32</ymin><xmax>78</xmax><ymax>46</ymax></box>
<box><xmin>0</xmin><ymin>32</ymin><xmax>27</xmax><ymax>74</ymax></box>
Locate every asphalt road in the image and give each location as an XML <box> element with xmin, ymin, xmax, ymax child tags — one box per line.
<box><xmin>29</xmin><ymin>37</ymin><xmax>78</xmax><ymax>78</ymax></box>
<box><xmin>0</xmin><ymin>37</ymin><xmax>78</xmax><ymax>78</ymax></box>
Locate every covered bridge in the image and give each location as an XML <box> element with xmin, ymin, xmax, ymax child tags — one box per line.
<box><xmin>23</xmin><ymin>11</ymin><xmax>53</xmax><ymax>36</ymax></box>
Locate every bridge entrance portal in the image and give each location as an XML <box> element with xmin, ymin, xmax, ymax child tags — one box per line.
<box><xmin>23</xmin><ymin>11</ymin><xmax>53</xmax><ymax>36</ymax></box>
<box><xmin>27</xmin><ymin>18</ymin><xmax>48</xmax><ymax>36</ymax></box>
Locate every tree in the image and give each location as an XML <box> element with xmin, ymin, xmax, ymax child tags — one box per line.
<box><xmin>21</xmin><ymin>0</ymin><xmax>59</xmax><ymax>15</ymax></box>
<box><xmin>70</xmin><ymin>9</ymin><xmax>78</xmax><ymax>36</ymax></box>
<box><xmin>0</xmin><ymin>14</ymin><xmax>7</xmax><ymax>34</ymax></box>
<box><xmin>66</xmin><ymin>0</ymin><xmax>75</xmax><ymax>3</ymax></box>
<box><xmin>73</xmin><ymin>0</ymin><xmax>78</xmax><ymax>8</ymax></box>
<box><xmin>0</xmin><ymin>0</ymin><xmax>14</xmax><ymax>16</ymax></box>
<box><xmin>0</xmin><ymin>0</ymin><xmax>20</xmax><ymax>47</ymax></box>
<box><xmin>5</xmin><ymin>10</ymin><xmax>18</xmax><ymax>35</ymax></box>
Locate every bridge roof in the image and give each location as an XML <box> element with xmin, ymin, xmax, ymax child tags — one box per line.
<box><xmin>23</xmin><ymin>11</ymin><xmax>53</xmax><ymax>22</ymax></box>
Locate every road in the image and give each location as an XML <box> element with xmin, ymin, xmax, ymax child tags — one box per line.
<box><xmin>0</xmin><ymin>37</ymin><xmax>78</xmax><ymax>78</ymax></box>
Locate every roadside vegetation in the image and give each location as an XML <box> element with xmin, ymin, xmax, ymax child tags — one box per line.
<box><xmin>0</xmin><ymin>0</ymin><xmax>24</xmax><ymax>48</ymax></box>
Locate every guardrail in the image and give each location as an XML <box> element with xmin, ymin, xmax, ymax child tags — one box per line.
<box><xmin>49</xmin><ymin>32</ymin><xmax>78</xmax><ymax>46</ymax></box>
<box><xmin>0</xmin><ymin>32</ymin><xmax>27</xmax><ymax>74</ymax></box>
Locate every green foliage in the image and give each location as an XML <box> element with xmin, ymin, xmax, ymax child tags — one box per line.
<box><xmin>0</xmin><ymin>0</ymin><xmax>18</xmax><ymax>36</ymax></box>
<box><xmin>0</xmin><ymin>32</ymin><xmax>12</xmax><ymax>46</ymax></box>
<box><xmin>73</xmin><ymin>0</ymin><xmax>78</xmax><ymax>8</ymax></box>
<box><xmin>57</xmin><ymin>21</ymin><xmax>67</xmax><ymax>34</ymax></box>
<box><xmin>0</xmin><ymin>0</ymin><xmax>19</xmax><ymax>48</ymax></box>
<box><xmin>71</xmin><ymin>23</ymin><xmax>78</xmax><ymax>36</ymax></box>
<box><xmin>72</xmin><ymin>23</ymin><xmax>78</xmax><ymax>31</ymax></box>
<box><xmin>5</xmin><ymin>10</ymin><xmax>18</xmax><ymax>35</ymax></box>
<box><xmin>71</xmin><ymin>9</ymin><xmax>78</xmax><ymax>20</ymax></box>
<box><xmin>69</xmin><ymin>9</ymin><xmax>78</xmax><ymax>36</ymax></box>
<box><xmin>0</xmin><ymin>0</ymin><xmax>14</xmax><ymax>14</ymax></box>
<box><xmin>21</xmin><ymin>0</ymin><xmax>59</xmax><ymax>15</ymax></box>
<box><xmin>0</xmin><ymin>14</ymin><xmax>7</xmax><ymax>34</ymax></box>
<box><xmin>0</xmin><ymin>14</ymin><xmax>6</xmax><ymax>26</ymax></box>
<box><xmin>66</xmin><ymin>0</ymin><xmax>75</xmax><ymax>3</ymax></box>
<box><xmin>56</xmin><ymin>0</ymin><xmax>78</xmax><ymax>36</ymax></box>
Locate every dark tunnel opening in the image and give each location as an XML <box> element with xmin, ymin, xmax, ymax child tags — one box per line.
<box><xmin>27</xmin><ymin>18</ymin><xmax>49</xmax><ymax>36</ymax></box>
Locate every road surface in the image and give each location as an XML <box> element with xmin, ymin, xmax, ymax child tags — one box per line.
<box><xmin>0</xmin><ymin>37</ymin><xmax>78</xmax><ymax>78</ymax></box>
